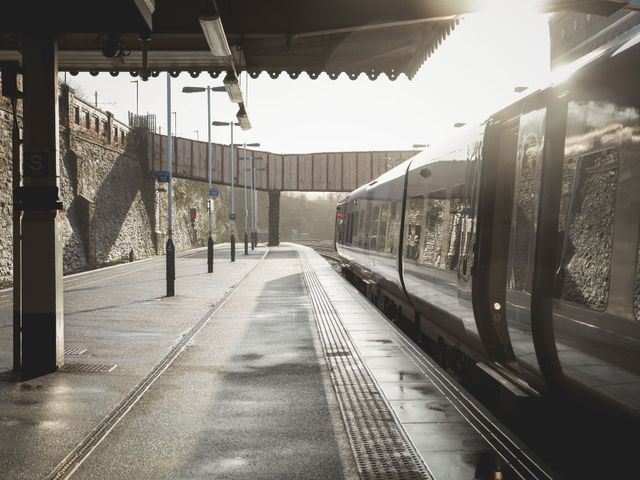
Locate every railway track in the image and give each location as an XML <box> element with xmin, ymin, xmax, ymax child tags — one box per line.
<box><xmin>294</xmin><ymin>240</ymin><xmax>340</xmax><ymax>264</ymax></box>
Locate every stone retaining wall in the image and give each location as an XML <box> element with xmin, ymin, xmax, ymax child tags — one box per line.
<box><xmin>0</xmin><ymin>82</ymin><xmax>227</xmax><ymax>286</ymax></box>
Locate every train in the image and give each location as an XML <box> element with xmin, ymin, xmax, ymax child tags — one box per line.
<box><xmin>335</xmin><ymin>25</ymin><xmax>640</xmax><ymax>421</ymax></box>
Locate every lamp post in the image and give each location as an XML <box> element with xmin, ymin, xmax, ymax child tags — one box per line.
<box><xmin>172</xmin><ymin>111</ymin><xmax>177</xmax><ymax>137</ymax></box>
<box><xmin>131</xmin><ymin>80</ymin><xmax>139</xmax><ymax>116</ymax></box>
<box><xmin>182</xmin><ymin>85</ymin><xmax>226</xmax><ymax>273</ymax></box>
<box><xmin>214</xmin><ymin>121</ymin><xmax>240</xmax><ymax>261</ymax></box>
<box><xmin>237</xmin><ymin>142</ymin><xmax>260</xmax><ymax>254</ymax></box>
<box><xmin>166</xmin><ymin>73</ymin><xmax>175</xmax><ymax>297</ymax></box>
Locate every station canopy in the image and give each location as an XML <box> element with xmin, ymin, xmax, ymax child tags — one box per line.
<box><xmin>0</xmin><ymin>0</ymin><xmax>629</xmax><ymax>80</ymax></box>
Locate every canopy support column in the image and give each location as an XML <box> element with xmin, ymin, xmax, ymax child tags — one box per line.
<box><xmin>20</xmin><ymin>34</ymin><xmax>64</xmax><ymax>378</ymax></box>
<box><xmin>268</xmin><ymin>190</ymin><xmax>280</xmax><ymax>246</ymax></box>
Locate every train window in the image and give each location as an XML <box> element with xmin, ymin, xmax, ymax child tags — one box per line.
<box><xmin>345</xmin><ymin>213</ymin><xmax>350</xmax><ymax>244</ymax></box>
<box><xmin>444</xmin><ymin>185</ymin><xmax>465</xmax><ymax>271</ymax></box>
<box><xmin>422</xmin><ymin>196</ymin><xmax>446</xmax><ymax>267</ymax></box>
<box><xmin>508</xmin><ymin>107</ymin><xmax>546</xmax><ymax>293</ymax></box>
<box><xmin>344</xmin><ymin>213</ymin><xmax>349</xmax><ymax>244</ymax></box>
<box><xmin>348</xmin><ymin>212</ymin><xmax>355</xmax><ymax>244</ymax></box>
<box><xmin>377</xmin><ymin>204</ymin><xmax>389</xmax><ymax>252</ymax></box>
<box><xmin>555</xmin><ymin>147</ymin><xmax>619</xmax><ymax>310</ymax></box>
<box><xmin>370</xmin><ymin>205</ymin><xmax>380</xmax><ymax>250</ymax></box>
<box><xmin>387</xmin><ymin>202</ymin><xmax>399</xmax><ymax>254</ymax></box>
<box><xmin>405</xmin><ymin>196</ymin><xmax>423</xmax><ymax>260</ymax></box>
<box><xmin>558</xmin><ymin>60</ymin><xmax>640</xmax><ymax>320</ymax></box>
<box><xmin>353</xmin><ymin>211</ymin><xmax>359</xmax><ymax>237</ymax></box>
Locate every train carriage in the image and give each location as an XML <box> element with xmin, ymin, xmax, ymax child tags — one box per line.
<box><xmin>336</xmin><ymin>25</ymin><xmax>640</xmax><ymax>419</ymax></box>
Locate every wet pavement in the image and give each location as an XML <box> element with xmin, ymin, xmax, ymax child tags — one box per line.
<box><xmin>0</xmin><ymin>244</ymin><xmax>550</xmax><ymax>479</ymax></box>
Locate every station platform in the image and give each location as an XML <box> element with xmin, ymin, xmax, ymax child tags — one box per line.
<box><xmin>0</xmin><ymin>244</ymin><xmax>552</xmax><ymax>480</ymax></box>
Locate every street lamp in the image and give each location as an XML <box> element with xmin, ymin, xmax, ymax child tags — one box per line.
<box><xmin>131</xmin><ymin>80</ymin><xmax>139</xmax><ymax>116</ymax></box>
<box><xmin>213</xmin><ymin>120</ymin><xmax>240</xmax><ymax>261</ymax></box>
<box><xmin>238</xmin><ymin>142</ymin><xmax>260</xmax><ymax>254</ymax></box>
<box><xmin>182</xmin><ymin>85</ymin><xmax>226</xmax><ymax>273</ymax></box>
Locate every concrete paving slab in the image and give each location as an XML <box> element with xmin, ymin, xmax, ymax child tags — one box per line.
<box><xmin>67</xmin><ymin>247</ymin><xmax>357</xmax><ymax>480</ymax></box>
<box><xmin>0</xmin><ymin>245</ymin><xmax>266</xmax><ymax>479</ymax></box>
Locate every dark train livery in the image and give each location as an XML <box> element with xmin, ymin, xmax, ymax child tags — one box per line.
<box><xmin>335</xmin><ymin>26</ymin><xmax>640</xmax><ymax>419</ymax></box>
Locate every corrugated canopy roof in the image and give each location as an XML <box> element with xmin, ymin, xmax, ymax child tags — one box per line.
<box><xmin>0</xmin><ymin>0</ymin><xmax>628</xmax><ymax>80</ymax></box>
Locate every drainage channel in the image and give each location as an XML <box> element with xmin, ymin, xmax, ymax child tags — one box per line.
<box><xmin>300</xmin><ymin>253</ymin><xmax>433</xmax><ymax>480</ymax></box>
<box><xmin>46</xmin><ymin>249</ymin><xmax>269</xmax><ymax>480</ymax></box>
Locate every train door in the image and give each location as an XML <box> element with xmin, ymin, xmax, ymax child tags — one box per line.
<box><xmin>471</xmin><ymin>111</ymin><xmax>523</xmax><ymax>364</ymax></box>
<box><xmin>502</xmin><ymin>94</ymin><xmax>551</xmax><ymax>385</ymax></box>
<box><xmin>335</xmin><ymin>202</ymin><xmax>345</xmax><ymax>249</ymax></box>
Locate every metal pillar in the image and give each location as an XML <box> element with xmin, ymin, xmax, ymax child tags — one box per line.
<box><xmin>230</xmin><ymin>123</ymin><xmax>236</xmax><ymax>261</ymax></box>
<box><xmin>20</xmin><ymin>35</ymin><xmax>64</xmax><ymax>378</ymax></box>
<box><xmin>206</xmin><ymin>87</ymin><xmax>213</xmax><ymax>273</ymax></box>
<box><xmin>166</xmin><ymin>73</ymin><xmax>175</xmax><ymax>296</ymax></box>
<box><xmin>268</xmin><ymin>190</ymin><xmax>280</xmax><ymax>247</ymax></box>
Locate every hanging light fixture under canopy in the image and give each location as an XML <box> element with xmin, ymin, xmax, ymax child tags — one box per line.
<box><xmin>223</xmin><ymin>71</ymin><xmax>243</xmax><ymax>103</ymax></box>
<box><xmin>236</xmin><ymin>103</ymin><xmax>252</xmax><ymax>131</ymax></box>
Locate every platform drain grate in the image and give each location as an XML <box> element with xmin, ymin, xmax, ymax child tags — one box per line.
<box><xmin>300</xmin><ymin>255</ymin><xmax>431</xmax><ymax>480</ymax></box>
<box><xmin>61</xmin><ymin>363</ymin><xmax>117</xmax><ymax>373</ymax></box>
<box><xmin>326</xmin><ymin>350</ymin><xmax>352</xmax><ymax>357</ymax></box>
<box><xmin>64</xmin><ymin>347</ymin><xmax>87</xmax><ymax>356</ymax></box>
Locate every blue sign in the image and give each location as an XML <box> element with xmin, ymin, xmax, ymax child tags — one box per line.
<box><xmin>157</xmin><ymin>171</ymin><xmax>171</xmax><ymax>183</ymax></box>
<box><xmin>208</xmin><ymin>187</ymin><xmax>219</xmax><ymax>197</ymax></box>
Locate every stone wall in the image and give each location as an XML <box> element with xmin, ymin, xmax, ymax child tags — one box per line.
<box><xmin>0</xmin><ymin>104</ymin><xmax>16</xmax><ymax>285</ymax></box>
<box><xmin>0</xmin><ymin>81</ymin><xmax>227</xmax><ymax>286</ymax></box>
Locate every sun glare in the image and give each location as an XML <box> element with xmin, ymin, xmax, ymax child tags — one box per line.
<box><xmin>395</xmin><ymin>11</ymin><xmax>550</xmax><ymax>148</ymax></box>
<box><xmin>477</xmin><ymin>0</ymin><xmax>543</xmax><ymax>15</ymax></box>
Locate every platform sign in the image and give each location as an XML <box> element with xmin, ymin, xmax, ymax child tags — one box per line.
<box><xmin>208</xmin><ymin>187</ymin><xmax>219</xmax><ymax>197</ymax></box>
<box><xmin>157</xmin><ymin>171</ymin><xmax>171</xmax><ymax>182</ymax></box>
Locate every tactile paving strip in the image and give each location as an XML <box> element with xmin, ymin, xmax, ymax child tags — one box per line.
<box><xmin>300</xmin><ymin>255</ymin><xmax>432</xmax><ymax>480</ymax></box>
<box><xmin>60</xmin><ymin>363</ymin><xmax>117</xmax><ymax>373</ymax></box>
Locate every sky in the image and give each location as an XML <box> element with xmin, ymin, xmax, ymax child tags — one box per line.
<box><xmin>64</xmin><ymin>10</ymin><xmax>551</xmax><ymax>155</ymax></box>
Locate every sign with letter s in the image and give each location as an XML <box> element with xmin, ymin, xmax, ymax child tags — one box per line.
<box><xmin>24</xmin><ymin>151</ymin><xmax>50</xmax><ymax>177</ymax></box>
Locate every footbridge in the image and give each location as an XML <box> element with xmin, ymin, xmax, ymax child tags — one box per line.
<box><xmin>147</xmin><ymin>132</ymin><xmax>418</xmax><ymax>192</ymax></box>
<box><xmin>147</xmin><ymin>132</ymin><xmax>419</xmax><ymax>246</ymax></box>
